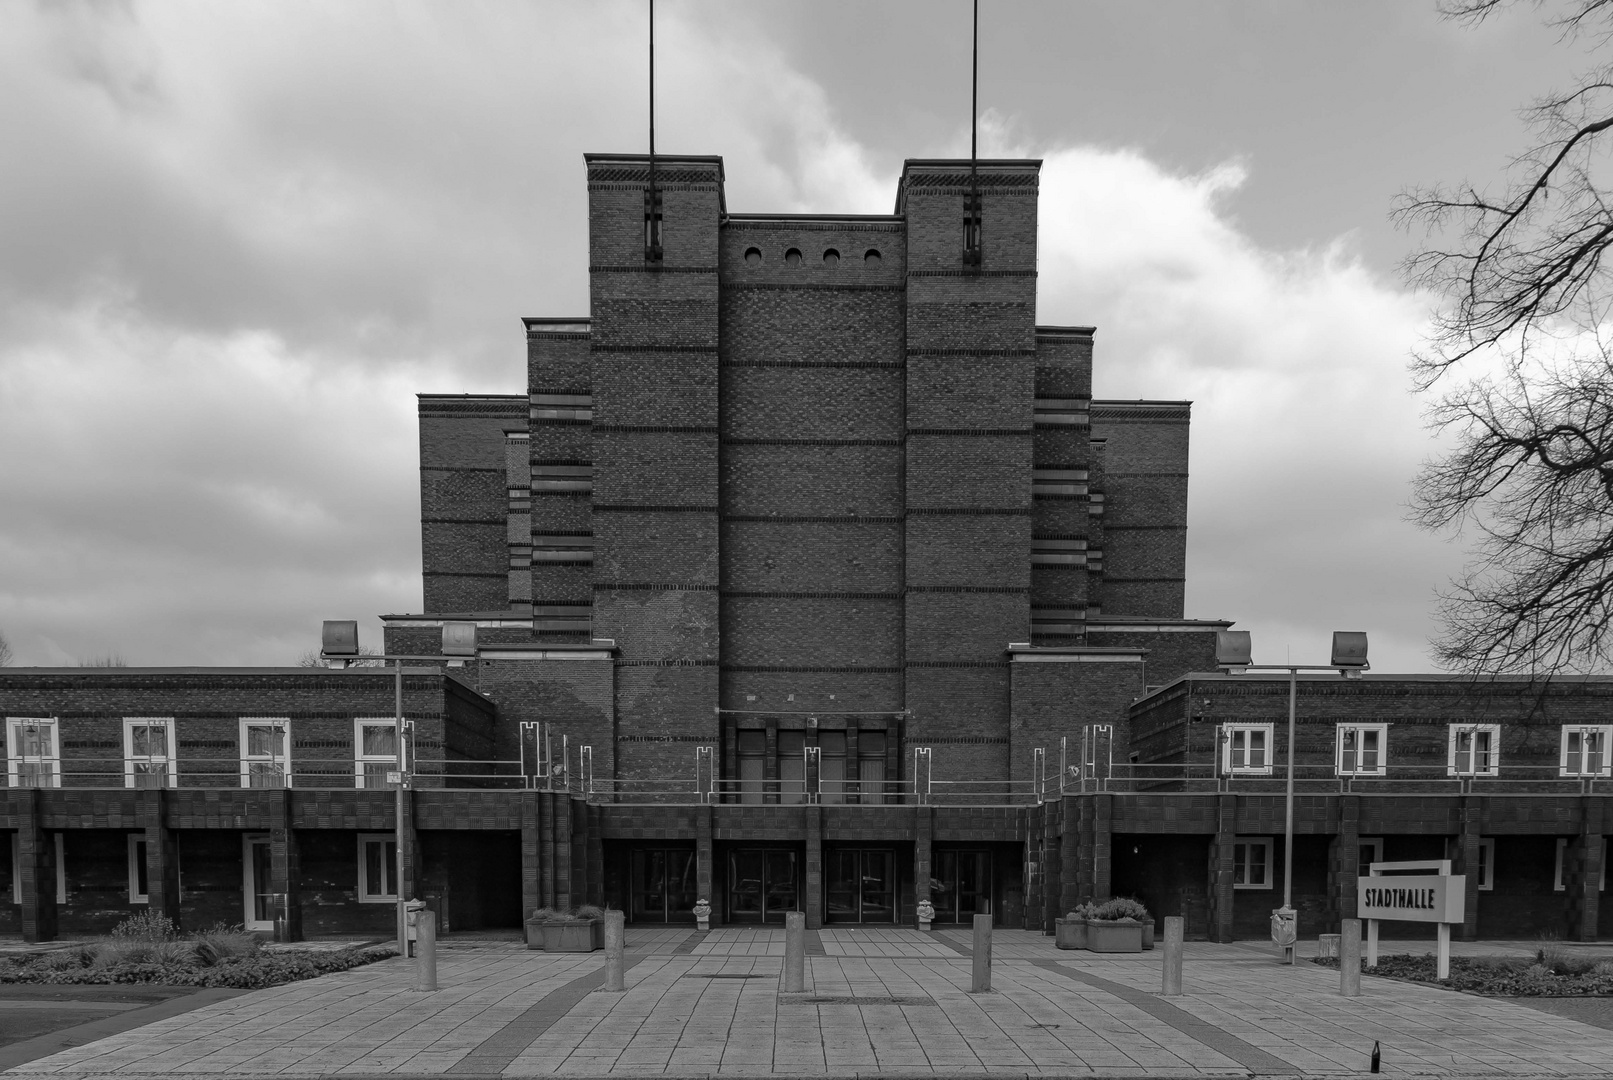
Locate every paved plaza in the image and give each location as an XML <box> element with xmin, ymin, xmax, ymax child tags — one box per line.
<box><xmin>7</xmin><ymin>928</ymin><xmax>1613</xmax><ymax>1078</ymax></box>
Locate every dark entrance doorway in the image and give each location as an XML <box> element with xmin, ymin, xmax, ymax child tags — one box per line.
<box><xmin>931</xmin><ymin>849</ymin><xmax>991</xmax><ymax>923</ymax></box>
<box><xmin>632</xmin><ymin>848</ymin><xmax>697</xmax><ymax>923</ymax></box>
<box><xmin>727</xmin><ymin>849</ymin><xmax>797</xmax><ymax>923</ymax></box>
<box><xmin>826</xmin><ymin>848</ymin><xmax>896</xmax><ymax>923</ymax></box>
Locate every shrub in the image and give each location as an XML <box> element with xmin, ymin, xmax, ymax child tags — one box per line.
<box><xmin>88</xmin><ymin>939</ymin><xmax>196</xmax><ymax>968</ymax></box>
<box><xmin>192</xmin><ymin>924</ymin><xmax>260</xmax><ymax>962</ymax></box>
<box><xmin>109</xmin><ymin>911</ymin><xmax>179</xmax><ymax>942</ymax></box>
<box><xmin>0</xmin><ymin>945</ymin><xmax>395</xmax><ymax>989</ymax></box>
<box><xmin>529</xmin><ymin>906</ymin><xmax>601</xmax><ymax>925</ymax></box>
<box><xmin>1539</xmin><ymin>947</ymin><xmax>1599</xmax><ymax>977</ymax></box>
<box><xmin>1090</xmin><ymin>897</ymin><xmax>1150</xmax><ymax>922</ymax></box>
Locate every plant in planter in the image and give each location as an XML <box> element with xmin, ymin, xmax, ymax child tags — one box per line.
<box><xmin>1086</xmin><ymin>898</ymin><xmax>1150</xmax><ymax>954</ymax></box>
<box><xmin>525</xmin><ymin>905</ymin><xmax>606</xmax><ymax>952</ymax></box>
<box><xmin>692</xmin><ymin>898</ymin><xmax>711</xmax><ymax>931</ymax></box>
<box><xmin>1055</xmin><ymin>901</ymin><xmax>1099</xmax><ymax>950</ymax></box>
<box><xmin>916</xmin><ymin>899</ymin><xmax>935</xmax><ymax>931</ymax></box>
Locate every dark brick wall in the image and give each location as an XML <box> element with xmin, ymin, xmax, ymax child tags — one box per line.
<box><xmin>1086</xmin><ymin>405</ymin><xmax>1188</xmax><ymax>619</ymax></box>
<box><xmin>420</xmin><ymin>396</ymin><xmax>525</xmax><ymax>613</ymax></box>
<box><xmin>0</xmin><ymin>670</ymin><xmax>496</xmax><ymax>789</ymax></box>
<box><xmin>1010</xmin><ymin>659</ymin><xmax>1145</xmax><ymax>786</ymax></box>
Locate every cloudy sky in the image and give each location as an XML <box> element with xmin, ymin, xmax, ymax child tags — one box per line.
<box><xmin>0</xmin><ymin>0</ymin><xmax>1591</xmax><ymax>670</ymax></box>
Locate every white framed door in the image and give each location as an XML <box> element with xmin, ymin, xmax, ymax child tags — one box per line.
<box><xmin>242</xmin><ymin>834</ymin><xmax>274</xmax><ymax>931</ymax></box>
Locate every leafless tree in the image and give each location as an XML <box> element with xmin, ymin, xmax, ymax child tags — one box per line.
<box><xmin>297</xmin><ymin>646</ymin><xmax>386</xmax><ymax>668</ymax></box>
<box><xmin>0</xmin><ymin>631</ymin><xmax>13</xmax><ymax>667</ymax></box>
<box><xmin>1402</xmin><ymin>0</ymin><xmax>1613</xmax><ymax>672</ymax></box>
<box><xmin>78</xmin><ymin>654</ymin><xmax>128</xmax><ymax>667</ymax></box>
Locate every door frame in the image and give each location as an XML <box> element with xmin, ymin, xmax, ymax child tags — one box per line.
<box><xmin>242</xmin><ymin>833</ymin><xmax>273</xmax><ymax>931</ymax></box>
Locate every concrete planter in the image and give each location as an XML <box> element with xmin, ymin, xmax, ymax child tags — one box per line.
<box><xmin>525</xmin><ymin>920</ymin><xmax>604</xmax><ymax>952</ymax></box>
<box><xmin>1054</xmin><ymin>917</ymin><xmax>1088</xmax><ymax>950</ymax></box>
<box><xmin>1086</xmin><ymin>918</ymin><xmax>1144</xmax><ymax>953</ymax></box>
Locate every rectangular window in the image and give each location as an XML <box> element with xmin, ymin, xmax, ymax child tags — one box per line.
<box><xmin>7</xmin><ymin>718</ymin><xmax>59</xmax><ymax>789</ymax></box>
<box><xmin>819</xmin><ymin>732</ymin><xmax>846</xmax><ymax>805</ymax></box>
<box><xmin>128</xmin><ymin>834</ymin><xmax>149</xmax><ymax>904</ymax></box>
<box><xmin>1476</xmin><ymin>837</ymin><xmax>1495</xmax><ymax>891</ymax></box>
<box><xmin>1357</xmin><ymin>837</ymin><xmax>1384</xmax><ymax>879</ymax></box>
<box><xmin>1448</xmin><ymin>723</ymin><xmax>1500</xmax><ymax>777</ymax></box>
<box><xmin>10</xmin><ymin>834</ymin><xmax>17</xmax><ymax>905</ymax></box>
<box><xmin>1222</xmin><ymin>723</ymin><xmax>1274</xmax><ymax>775</ymax></box>
<box><xmin>961</xmin><ymin>191</ymin><xmax>982</xmax><ymax>266</ymax></box>
<box><xmin>1232</xmin><ymin>837</ymin><xmax>1272</xmax><ymax>889</ymax></box>
<box><xmin>358</xmin><ymin>833</ymin><xmax>399</xmax><ymax>902</ymax></box>
<box><xmin>778</xmin><ymin>730</ymin><xmax>805</xmax><ymax>806</ymax></box>
<box><xmin>1555</xmin><ymin>837</ymin><xmax>1609</xmax><ymax>891</ymax></box>
<box><xmin>858</xmin><ymin>731</ymin><xmax>887</xmax><ymax>800</ymax></box>
<box><xmin>736</xmin><ymin>730</ymin><xmax>765</xmax><ymax>805</ymax></box>
<box><xmin>239</xmin><ymin>719</ymin><xmax>290</xmax><ymax>789</ymax></box>
<box><xmin>1561</xmin><ymin>726</ymin><xmax>1613</xmax><ymax>777</ymax></box>
<box><xmin>1337</xmin><ymin>723</ymin><xmax>1388</xmax><ymax>777</ymax></box>
<box><xmin>354</xmin><ymin>720</ymin><xmax>400</xmax><ymax>790</ymax></box>
<box><xmin>123</xmin><ymin>718</ymin><xmax>175</xmax><ymax>789</ymax></box>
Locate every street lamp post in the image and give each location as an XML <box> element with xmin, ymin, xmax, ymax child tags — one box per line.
<box><xmin>1213</xmin><ymin>629</ymin><xmax>1368</xmax><ymax>960</ymax></box>
<box><xmin>321</xmin><ymin>620</ymin><xmax>477</xmax><ymax>957</ymax></box>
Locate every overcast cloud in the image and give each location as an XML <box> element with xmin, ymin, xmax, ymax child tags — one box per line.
<box><xmin>0</xmin><ymin>1</ymin><xmax>1584</xmax><ymax>671</ymax></box>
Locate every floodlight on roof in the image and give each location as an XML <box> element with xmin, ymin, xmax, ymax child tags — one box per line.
<box><xmin>1331</xmin><ymin>631</ymin><xmax>1369</xmax><ymax>677</ymax></box>
<box><xmin>322</xmin><ymin>620</ymin><xmax>359</xmax><ymax>657</ymax></box>
<box><xmin>1214</xmin><ymin>630</ymin><xmax>1251</xmax><ymax>674</ymax></box>
<box><xmin>442</xmin><ymin>621</ymin><xmax>478</xmax><ymax>657</ymax></box>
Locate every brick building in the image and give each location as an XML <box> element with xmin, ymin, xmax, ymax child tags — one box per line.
<box><xmin>0</xmin><ymin>151</ymin><xmax>1602</xmax><ymax>942</ymax></box>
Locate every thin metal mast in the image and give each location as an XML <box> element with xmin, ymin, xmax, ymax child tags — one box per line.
<box><xmin>967</xmin><ymin>0</ymin><xmax>980</xmax><ymax>267</ymax></box>
<box><xmin>647</xmin><ymin>0</ymin><xmax>660</xmax><ymax>262</ymax></box>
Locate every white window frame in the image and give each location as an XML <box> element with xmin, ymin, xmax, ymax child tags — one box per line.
<box><xmin>1357</xmin><ymin>836</ymin><xmax>1384</xmax><ymax>879</ymax></box>
<box><xmin>1555</xmin><ymin>837</ymin><xmax>1609</xmax><ymax>892</ymax></box>
<box><xmin>353</xmin><ymin>719</ymin><xmax>401</xmax><ymax>790</ymax></box>
<box><xmin>242</xmin><ymin>833</ymin><xmax>273</xmax><ymax>931</ymax></box>
<box><xmin>239</xmin><ymin>718</ymin><xmax>291</xmax><ymax>789</ymax></box>
<box><xmin>1560</xmin><ymin>726</ymin><xmax>1613</xmax><ymax>778</ymax></box>
<box><xmin>128</xmin><ymin>833</ymin><xmax>149</xmax><ymax>904</ymax></box>
<box><xmin>1231</xmin><ymin>836</ymin><xmax>1273</xmax><ymax>890</ymax></box>
<box><xmin>7</xmin><ymin>718</ymin><xmax>60</xmax><ymax>789</ymax></box>
<box><xmin>1336</xmin><ymin>723</ymin><xmax>1388</xmax><ymax>778</ymax></box>
<box><xmin>1476</xmin><ymin>837</ymin><xmax>1495</xmax><ymax>891</ymax></box>
<box><xmin>357</xmin><ymin>833</ymin><xmax>399</xmax><ymax>903</ymax></box>
<box><xmin>123</xmin><ymin>718</ymin><xmax>176</xmax><ymax>789</ymax></box>
<box><xmin>1447</xmin><ymin>723</ymin><xmax>1501</xmax><ymax>778</ymax></box>
<box><xmin>1222</xmin><ymin>723</ymin><xmax>1274</xmax><ymax>776</ymax></box>
<box><xmin>10</xmin><ymin>834</ymin><xmax>64</xmax><ymax>904</ymax></box>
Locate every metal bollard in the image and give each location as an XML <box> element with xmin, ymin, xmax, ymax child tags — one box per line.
<box><xmin>603</xmin><ymin>909</ymin><xmax>626</xmax><ymax>992</ymax></box>
<box><xmin>1160</xmin><ymin>916</ymin><xmax>1184</xmax><ymax>996</ymax></box>
<box><xmin>414</xmin><ymin>910</ymin><xmax>437</xmax><ymax>991</ymax></box>
<box><xmin>784</xmin><ymin>911</ymin><xmax>806</xmax><ymax>993</ymax></box>
<box><xmin>1340</xmin><ymin>918</ymin><xmax>1361</xmax><ymax>998</ymax></box>
<box><xmin>971</xmin><ymin>913</ymin><xmax>992</xmax><ymax>993</ymax></box>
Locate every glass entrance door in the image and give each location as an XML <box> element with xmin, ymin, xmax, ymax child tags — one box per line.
<box><xmin>826</xmin><ymin>848</ymin><xmax>896</xmax><ymax>923</ymax></box>
<box><xmin>631</xmin><ymin>849</ymin><xmax>697</xmax><ymax>923</ymax></box>
<box><xmin>727</xmin><ymin>849</ymin><xmax>797</xmax><ymax>923</ymax></box>
<box><xmin>932</xmin><ymin>850</ymin><xmax>991</xmax><ymax>924</ymax></box>
<box><xmin>242</xmin><ymin>834</ymin><xmax>274</xmax><ymax>931</ymax></box>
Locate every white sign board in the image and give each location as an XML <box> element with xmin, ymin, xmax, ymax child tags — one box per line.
<box><xmin>1357</xmin><ymin>874</ymin><xmax>1465</xmax><ymax>924</ymax></box>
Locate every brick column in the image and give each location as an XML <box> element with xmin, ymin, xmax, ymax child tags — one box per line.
<box><xmin>1578</xmin><ymin>797</ymin><xmax>1604</xmax><ymax>943</ymax></box>
<box><xmin>805</xmin><ymin>806</ymin><xmax>823</xmax><ymax>930</ymax></box>
<box><xmin>587</xmin><ymin>802</ymin><xmax>605</xmax><ymax>907</ymax></box>
<box><xmin>696</xmin><ymin>805</ymin><xmax>713</xmax><ymax>921</ymax></box>
<box><xmin>1024</xmin><ymin>807</ymin><xmax>1043</xmax><ymax>933</ymax></box>
<box><xmin>1059</xmin><ymin>795</ymin><xmax>1080</xmax><ymax>911</ymax></box>
<box><xmin>520</xmin><ymin>791</ymin><xmax>541</xmax><ymax>917</ymax></box>
<box><xmin>914</xmin><ymin>804</ymin><xmax>932</xmax><ymax>926</ymax></box>
<box><xmin>18</xmin><ymin>791</ymin><xmax>55</xmax><ymax>944</ymax></box>
<box><xmin>139</xmin><ymin>789</ymin><xmax>180</xmax><ymax>929</ymax></box>
<box><xmin>1457</xmin><ymin>795</ymin><xmax>1482</xmax><ymax>941</ymax></box>
<box><xmin>1337</xmin><ymin>793</ymin><xmax>1360</xmax><ymax>929</ymax></box>
<box><xmin>268</xmin><ymin>789</ymin><xmax>302</xmax><ymax>942</ymax></box>
<box><xmin>553</xmin><ymin>792</ymin><xmax>572</xmax><ymax>911</ymax></box>
<box><xmin>1210</xmin><ymin>793</ymin><xmax>1236</xmax><ymax>943</ymax></box>
<box><xmin>1042</xmin><ymin>798</ymin><xmax>1061</xmax><ymax>932</ymax></box>
<box><xmin>1092</xmin><ymin>793</ymin><xmax>1113</xmax><ymax>902</ymax></box>
<box><xmin>569</xmin><ymin>796</ymin><xmax>587</xmax><ymax>907</ymax></box>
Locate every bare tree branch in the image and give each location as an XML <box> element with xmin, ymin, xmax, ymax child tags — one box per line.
<box><xmin>0</xmin><ymin>631</ymin><xmax>12</xmax><ymax>668</ymax></box>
